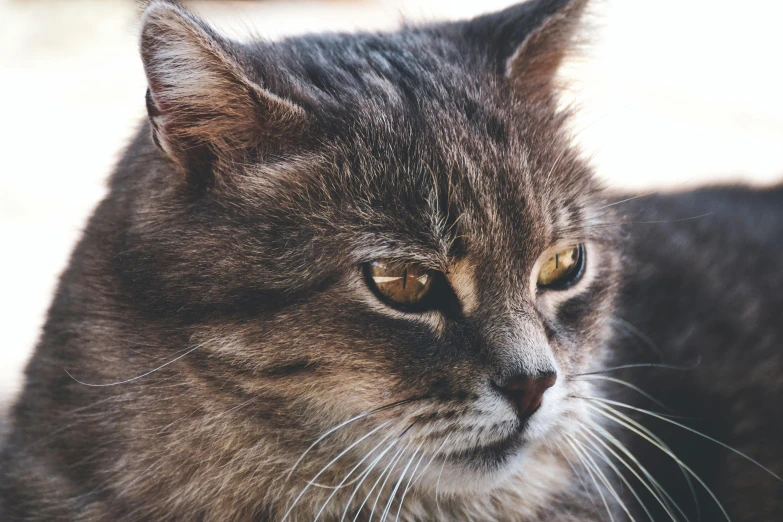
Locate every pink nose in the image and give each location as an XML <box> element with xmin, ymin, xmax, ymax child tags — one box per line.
<box><xmin>497</xmin><ymin>373</ymin><xmax>557</xmax><ymax>420</ymax></box>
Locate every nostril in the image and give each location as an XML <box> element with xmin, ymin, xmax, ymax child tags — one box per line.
<box><xmin>496</xmin><ymin>372</ymin><xmax>557</xmax><ymax>420</ymax></box>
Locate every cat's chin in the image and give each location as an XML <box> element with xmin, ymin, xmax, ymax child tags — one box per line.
<box><xmin>418</xmin><ymin>434</ymin><xmax>565</xmax><ymax>495</ymax></box>
<box><xmin>440</xmin><ymin>429</ymin><xmax>527</xmax><ymax>473</ymax></box>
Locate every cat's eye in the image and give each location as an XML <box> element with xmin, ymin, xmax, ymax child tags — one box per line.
<box><xmin>537</xmin><ymin>244</ymin><xmax>585</xmax><ymax>289</ymax></box>
<box><xmin>365</xmin><ymin>260</ymin><xmax>434</xmax><ymax>308</ymax></box>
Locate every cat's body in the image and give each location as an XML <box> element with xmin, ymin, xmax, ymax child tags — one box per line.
<box><xmin>612</xmin><ymin>186</ymin><xmax>783</xmax><ymax>521</ymax></box>
<box><xmin>1</xmin><ymin>0</ymin><xmax>781</xmax><ymax>520</ymax></box>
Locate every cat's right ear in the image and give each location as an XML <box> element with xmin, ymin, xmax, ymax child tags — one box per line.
<box><xmin>460</xmin><ymin>0</ymin><xmax>588</xmax><ymax>99</ymax></box>
<box><xmin>140</xmin><ymin>1</ymin><xmax>307</xmax><ymax>182</ymax></box>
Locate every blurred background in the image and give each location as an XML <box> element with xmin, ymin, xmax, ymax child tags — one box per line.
<box><xmin>1</xmin><ymin>0</ymin><xmax>782</xmax><ymax>414</ymax></box>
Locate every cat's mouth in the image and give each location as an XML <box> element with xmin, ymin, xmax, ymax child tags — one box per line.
<box><xmin>439</xmin><ymin>427</ymin><xmax>526</xmax><ymax>470</ymax></box>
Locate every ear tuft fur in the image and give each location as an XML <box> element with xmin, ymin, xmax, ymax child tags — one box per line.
<box><xmin>505</xmin><ymin>0</ymin><xmax>588</xmax><ymax>96</ymax></box>
<box><xmin>140</xmin><ymin>0</ymin><xmax>307</xmax><ymax>180</ymax></box>
<box><xmin>461</xmin><ymin>0</ymin><xmax>589</xmax><ymax>98</ymax></box>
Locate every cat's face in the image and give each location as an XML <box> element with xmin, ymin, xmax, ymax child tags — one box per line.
<box><xmin>130</xmin><ymin>0</ymin><xmax>615</xmax><ymax>514</ymax></box>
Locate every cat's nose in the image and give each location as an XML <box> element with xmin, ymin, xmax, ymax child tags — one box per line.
<box><xmin>496</xmin><ymin>372</ymin><xmax>557</xmax><ymax>420</ymax></box>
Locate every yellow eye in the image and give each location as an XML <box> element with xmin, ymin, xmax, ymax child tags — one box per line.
<box><xmin>537</xmin><ymin>245</ymin><xmax>585</xmax><ymax>289</ymax></box>
<box><xmin>366</xmin><ymin>260</ymin><xmax>434</xmax><ymax>307</ymax></box>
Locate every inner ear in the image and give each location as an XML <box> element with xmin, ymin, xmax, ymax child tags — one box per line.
<box><xmin>505</xmin><ymin>0</ymin><xmax>588</xmax><ymax>96</ymax></box>
<box><xmin>139</xmin><ymin>0</ymin><xmax>307</xmax><ymax>183</ymax></box>
<box><xmin>458</xmin><ymin>0</ymin><xmax>588</xmax><ymax>98</ymax></box>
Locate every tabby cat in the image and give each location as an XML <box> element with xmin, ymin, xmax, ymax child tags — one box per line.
<box><xmin>1</xmin><ymin>0</ymin><xmax>781</xmax><ymax>520</ymax></box>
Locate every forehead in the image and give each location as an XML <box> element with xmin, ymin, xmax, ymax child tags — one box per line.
<box><xmin>254</xmin><ymin>32</ymin><xmax>596</xmax><ymax>265</ymax></box>
<box><xmin>294</xmin><ymin>128</ymin><xmax>591</xmax><ymax>285</ymax></box>
<box><xmin>326</xmin><ymin>100</ymin><xmax>590</xmax><ymax>259</ymax></box>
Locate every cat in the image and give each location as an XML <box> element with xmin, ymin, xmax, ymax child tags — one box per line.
<box><xmin>1</xmin><ymin>0</ymin><xmax>782</xmax><ymax>520</ymax></box>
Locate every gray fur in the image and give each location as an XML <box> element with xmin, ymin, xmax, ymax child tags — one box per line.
<box><xmin>1</xmin><ymin>1</ymin><xmax>781</xmax><ymax>521</ymax></box>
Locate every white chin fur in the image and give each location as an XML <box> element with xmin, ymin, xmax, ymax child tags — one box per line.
<box><xmin>413</xmin><ymin>378</ymin><xmax>588</xmax><ymax>500</ymax></box>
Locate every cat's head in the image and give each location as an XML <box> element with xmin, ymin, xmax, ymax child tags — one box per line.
<box><xmin>127</xmin><ymin>0</ymin><xmax>616</xmax><ymax>515</ymax></box>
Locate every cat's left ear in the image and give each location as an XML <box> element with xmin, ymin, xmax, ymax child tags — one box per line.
<box><xmin>462</xmin><ymin>0</ymin><xmax>588</xmax><ymax>97</ymax></box>
<box><xmin>139</xmin><ymin>1</ymin><xmax>307</xmax><ymax>180</ymax></box>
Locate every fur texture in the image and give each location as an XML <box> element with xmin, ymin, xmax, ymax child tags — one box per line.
<box><xmin>1</xmin><ymin>1</ymin><xmax>781</xmax><ymax>521</ymax></box>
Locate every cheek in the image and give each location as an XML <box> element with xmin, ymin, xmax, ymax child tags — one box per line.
<box><xmin>538</xmin><ymin>282</ymin><xmax>616</xmax><ymax>374</ymax></box>
<box><xmin>239</xmin><ymin>298</ymin><xmax>452</xmax><ymax>407</ymax></box>
<box><xmin>556</xmin><ymin>290</ymin><xmax>597</xmax><ymax>330</ymax></box>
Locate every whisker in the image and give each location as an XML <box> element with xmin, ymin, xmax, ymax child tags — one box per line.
<box><xmin>594</xmin><ymin>191</ymin><xmax>661</xmax><ymax>211</ymax></box>
<box><xmin>563</xmin><ymin>212</ymin><xmax>715</xmax><ymax>234</ymax></box>
<box><xmin>361</xmin><ymin>441</ymin><xmax>412</xmax><ymax>522</ymax></box>
<box><xmin>586</xmin><ymin>401</ymin><xmax>731</xmax><ymax>522</ymax></box>
<box><xmin>579</xmin><ymin>424</ymin><xmax>670</xmax><ymax>522</ymax></box>
<box><xmin>309</xmin><ymin>427</ymin><xmax>403</xmax><ymax>491</ymax></box>
<box><xmin>340</xmin><ymin>433</ymin><xmax>405</xmax><ymax>522</ymax></box>
<box><xmin>281</xmin><ymin>419</ymin><xmax>393</xmax><ymax>521</ymax></box>
<box><xmin>432</xmin><ymin>436</ymin><xmax>456</xmax><ymax>515</ymax></box>
<box><xmin>308</xmin><ymin>476</ymin><xmax>363</xmax><ymax>491</ymax></box>
<box><xmin>286</xmin><ymin>396</ymin><xmax>424</xmax><ymax>481</ymax></box>
<box><xmin>575</xmin><ymin>359</ymin><xmax>702</xmax><ymax>377</ymax></box>
<box><xmin>565</xmin><ymin>434</ymin><xmax>616</xmax><ymax>522</ymax></box>
<box><xmin>387</xmin><ymin>433</ymin><xmax>454</xmax><ymax>518</ymax></box>
<box><xmin>394</xmin><ymin>448</ymin><xmax>428</xmax><ymax>522</ymax></box>
<box><xmin>592</xmin><ymin>407</ymin><xmax>700</xmax><ymax>521</ymax></box>
<box><xmin>588</xmin><ymin>421</ymin><xmax>691</xmax><ymax>522</ymax></box>
<box><xmin>347</xmin><ymin>420</ymin><xmax>420</xmax><ymax>522</ymax></box>
<box><xmin>611</xmin><ymin>316</ymin><xmax>665</xmax><ymax>360</ymax></box>
<box><xmin>408</xmin><ymin>434</ymin><xmax>452</xmax><ymax>492</ymax></box>
<box><xmin>579</xmin><ymin>430</ymin><xmax>653</xmax><ymax>521</ymax></box>
<box><xmin>569</xmin><ymin>433</ymin><xmax>638</xmax><ymax>522</ymax></box>
<box><xmin>557</xmin><ymin>445</ymin><xmax>597</xmax><ymax>506</ymax></box>
<box><xmin>64</xmin><ymin>338</ymin><xmax>216</xmax><ymax>387</ymax></box>
<box><xmin>380</xmin><ymin>446</ymin><xmax>421</xmax><ymax>522</ymax></box>
<box><xmin>586</xmin><ymin>396</ymin><xmax>781</xmax><ymax>481</ymax></box>
<box><xmin>576</xmin><ymin>375</ymin><xmax>674</xmax><ymax>413</ymax></box>
<box><xmin>543</xmin><ymin>145</ymin><xmax>571</xmax><ymax>185</ymax></box>
<box><xmin>312</xmin><ymin>428</ymin><xmax>402</xmax><ymax>522</ymax></box>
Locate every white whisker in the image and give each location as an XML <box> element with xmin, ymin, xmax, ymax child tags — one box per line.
<box><xmin>578</xmin><ymin>375</ymin><xmax>673</xmax><ymax>413</ymax></box>
<box><xmin>411</xmin><ymin>434</ymin><xmax>456</xmax><ymax>516</ymax></box>
<box><xmin>286</xmin><ymin>398</ymin><xmax>419</xmax><ymax>482</ymax></box>
<box><xmin>380</xmin><ymin>446</ymin><xmax>421</xmax><ymax>522</ymax></box>
<box><xmin>578</xmin><ymin>425</ymin><xmax>655</xmax><ymax>522</ymax></box>
<box><xmin>569</xmin><ymin>433</ymin><xmax>637</xmax><ymax>522</ymax></box>
<box><xmin>576</xmin><ymin>360</ymin><xmax>701</xmax><ymax>377</ymax></box>
<box><xmin>565</xmin><ymin>434</ymin><xmax>616</xmax><ymax>522</ymax></box>
<box><xmin>587</xmin><ymin>401</ymin><xmax>731</xmax><ymax>522</ymax></box>
<box><xmin>358</xmin><ymin>441</ymin><xmax>410</xmax><ymax>522</ymax></box>
<box><xmin>589</xmin><ymin>402</ymin><xmax>699</xmax><ymax>519</ymax></box>
<box><xmin>282</xmin><ymin>419</ymin><xmax>393</xmax><ymax>521</ymax></box>
<box><xmin>586</xmin><ymin>396</ymin><xmax>781</xmax><ymax>481</ymax></box>
<box><xmin>587</xmin><ymin>421</ymin><xmax>689</xmax><ymax>522</ymax></box>
<box><xmin>611</xmin><ymin>316</ymin><xmax>665</xmax><ymax>360</ymax></box>
<box><xmin>64</xmin><ymin>338</ymin><xmax>216</xmax><ymax>387</ymax></box>
<box><xmin>312</xmin><ymin>427</ymin><xmax>401</xmax><ymax>521</ymax></box>
<box><xmin>394</xmin><ymin>448</ymin><xmax>427</xmax><ymax>522</ymax></box>
<box><xmin>340</xmin><ymin>435</ymin><xmax>403</xmax><ymax>522</ymax></box>
<box><xmin>557</xmin><ymin>445</ymin><xmax>596</xmax><ymax>506</ymax></box>
<box><xmin>594</xmin><ymin>191</ymin><xmax>661</xmax><ymax>211</ymax></box>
